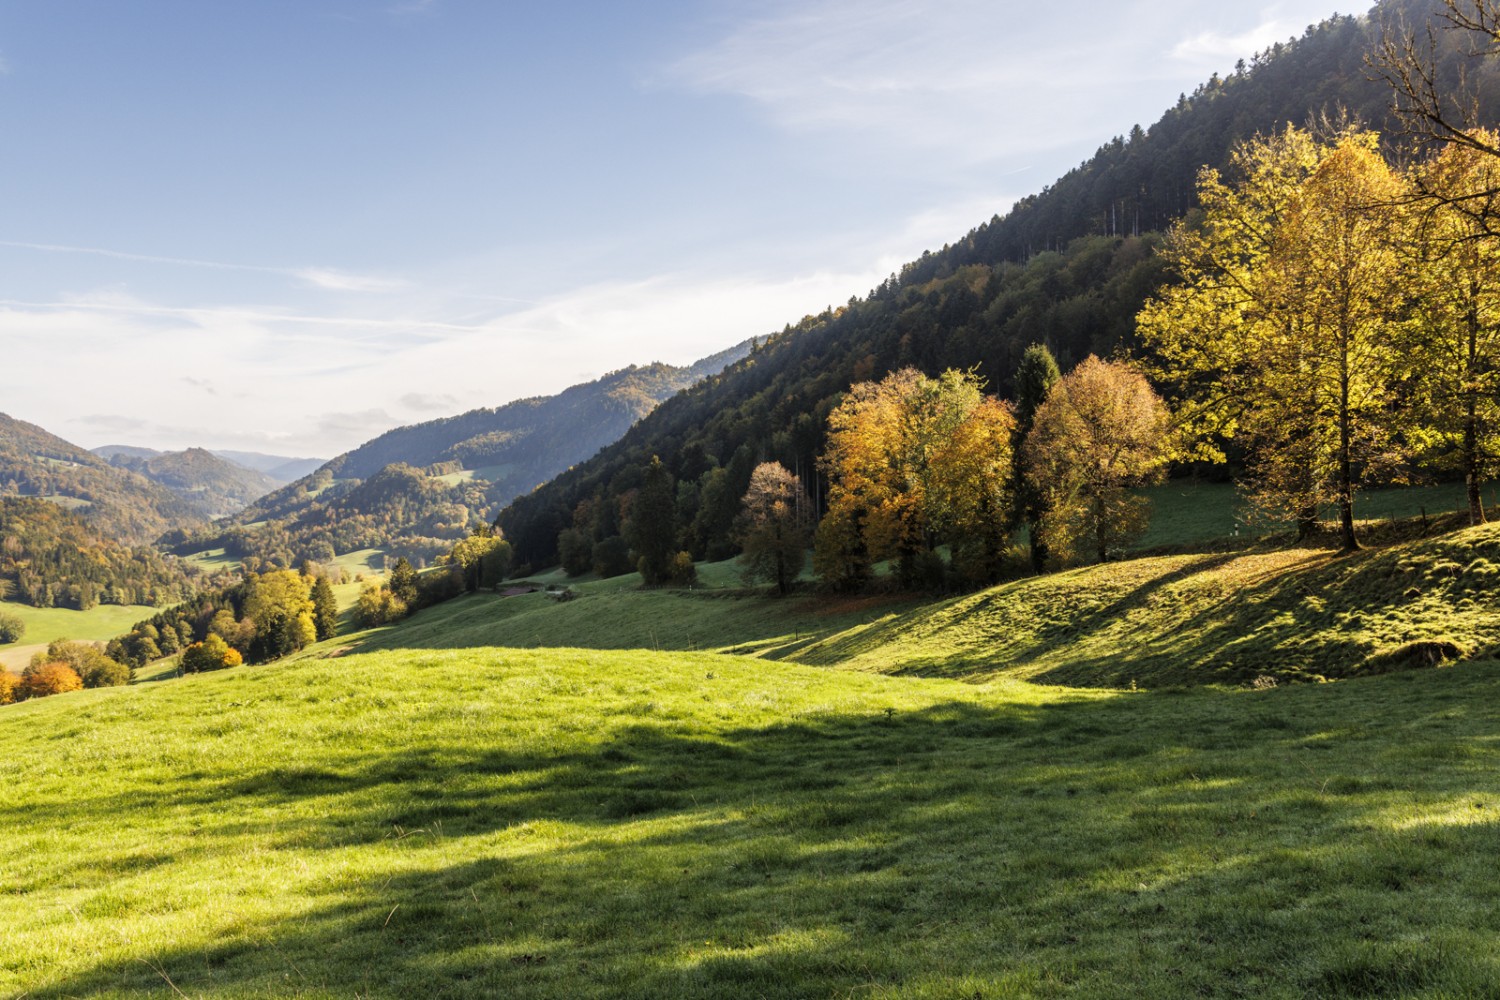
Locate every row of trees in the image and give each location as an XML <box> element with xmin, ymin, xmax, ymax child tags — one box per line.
<box><xmin>0</xmin><ymin>639</ymin><xmax>133</xmax><ymax>705</ymax></box>
<box><xmin>803</xmin><ymin>358</ymin><xmax>1171</xmax><ymax>591</ymax></box>
<box><xmin>110</xmin><ymin>567</ymin><xmax>339</xmax><ymax>672</ymax></box>
<box><xmin>1138</xmin><ymin>124</ymin><xmax>1500</xmax><ymax>547</ymax></box>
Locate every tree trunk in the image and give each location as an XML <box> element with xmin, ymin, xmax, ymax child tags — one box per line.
<box><xmin>1027</xmin><ymin>515</ymin><xmax>1048</xmax><ymax>574</ymax></box>
<box><xmin>1338</xmin><ymin>344</ymin><xmax>1359</xmax><ymax>551</ymax></box>
<box><xmin>1465</xmin><ymin>289</ymin><xmax>1487</xmax><ymax>525</ymax></box>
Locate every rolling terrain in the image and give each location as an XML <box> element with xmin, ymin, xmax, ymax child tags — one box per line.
<box><xmin>0</xmin><ymin>413</ymin><xmax>204</xmax><ymax>545</ymax></box>
<box><xmin>4</xmin><ymin>518</ymin><xmax>1500</xmax><ymax>996</ymax></box>
<box><xmin>180</xmin><ymin>342</ymin><xmax>753</xmax><ymax>570</ymax></box>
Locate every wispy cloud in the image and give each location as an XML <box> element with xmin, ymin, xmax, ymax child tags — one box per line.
<box><xmin>664</xmin><ymin>0</ymin><xmax>1346</xmax><ymax>164</ymax></box>
<box><xmin>0</xmin><ymin>239</ymin><xmax>409</xmax><ymax>294</ymax></box>
<box><xmin>400</xmin><ymin>392</ymin><xmax>460</xmax><ymax>412</ymax></box>
<box><xmin>1170</xmin><ymin>5</ymin><xmax>1325</xmax><ymax>66</ymax></box>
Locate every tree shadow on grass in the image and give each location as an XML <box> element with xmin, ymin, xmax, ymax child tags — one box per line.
<box><xmin>23</xmin><ymin>666</ymin><xmax>1500</xmax><ymax>998</ymax></box>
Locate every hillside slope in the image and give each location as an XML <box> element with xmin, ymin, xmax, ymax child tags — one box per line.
<box><xmin>352</xmin><ymin>523</ymin><xmax>1500</xmax><ymax>689</ymax></box>
<box><xmin>182</xmin><ymin>342</ymin><xmax>752</xmax><ymax>568</ymax></box>
<box><xmin>100</xmin><ymin>447</ymin><xmax>279</xmax><ymax>520</ymax></box>
<box><xmin>5</xmin><ymin>629</ymin><xmax>1500</xmax><ymax>996</ymax></box>
<box><xmin>498</xmin><ymin>0</ymin><xmax>1485</xmax><ymax>568</ymax></box>
<box><xmin>0</xmin><ymin>413</ymin><xmax>204</xmax><ymax>545</ymax></box>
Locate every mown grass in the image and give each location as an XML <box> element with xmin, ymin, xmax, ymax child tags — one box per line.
<box><xmin>5</xmin><ymin>646</ymin><xmax>1500</xmax><ymax>997</ymax></box>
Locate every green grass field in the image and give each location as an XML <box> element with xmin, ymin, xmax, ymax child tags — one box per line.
<box><xmin>4</xmin><ymin>641</ymin><xmax>1500</xmax><ymax>997</ymax></box>
<box><xmin>351</xmin><ymin>523</ymin><xmax>1500</xmax><ymax>690</ymax></box>
<box><xmin>6</xmin><ymin>500</ymin><xmax>1500</xmax><ymax>996</ymax></box>
<box><xmin>0</xmin><ymin>600</ymin><xmax>159</xmax><ymax>671</ymax></box>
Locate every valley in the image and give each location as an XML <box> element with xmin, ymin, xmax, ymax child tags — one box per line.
<box><xmin>5</xmin><ymin>0</ymin><xmax>1500</xmax><ymax>995</ymax></box>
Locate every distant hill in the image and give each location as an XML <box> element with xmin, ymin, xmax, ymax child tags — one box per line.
<box><xmin>0</xmin><ymin>414</ymin><xmax>204</xmax><ymax>545</ymax></box>
<box><xmin>98</xmin><ymin>447</ymin><xmax>280</xmax><ymax>521</ymax></box>
<box><xmin>179</xmin><ymin>341</ymin><xmax>754</xmax><ymax>568</ymax></box>
<box><xmin>92</xmin><ymin>444</ymin><xmax>162</xmax><ymax>463</ymax></box>
<box><xmin>210</xmin><ymin>450</ymin><xmax>325</xmax><ymax>484</ymax></box>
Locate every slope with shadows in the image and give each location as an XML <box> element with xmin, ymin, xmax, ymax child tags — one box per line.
<box><xmin>4</xmin><ymin>622</ymin><xmax>1500</xmax><ymax>996</ymax></box>
<box><xmin>352</xmin><ymin>522</ymin><xmax>1500</xmax><ymax>690</ymax></box>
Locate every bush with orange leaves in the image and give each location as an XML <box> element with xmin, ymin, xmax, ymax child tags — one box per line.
<box><xmin>0</xmin><ymin>670</ymin><xmax>21</xmax><ymax>705</ymax></box>
<box><xmin>18</xmin><ymin>662</ymin><xmax>84</xmax><ymax>700</ymax></box>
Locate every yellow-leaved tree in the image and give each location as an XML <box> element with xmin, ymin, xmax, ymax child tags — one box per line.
<box><xmin>1138</xmin><ymin>128</ymin><xmax>1408</xmax><ymax>549</ymax></box>
<box><xmin>814</xmin><ymin>368</ymin><xmax>1015</xmax><ymax>590</ymax></box>
<box><xmin>1022</xmin><ymin>356</ymin><xmax>1173</xmax><ymax>564</ymax></box>
<box><xmin>1404</xmin><ymin>134</ymin><xmax>1500</xmax><ymax>524</ymax></box>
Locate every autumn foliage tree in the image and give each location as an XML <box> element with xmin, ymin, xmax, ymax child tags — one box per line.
<box><xmin>737</xmin><ymin>462</ymin><xmax>812</xmax><ymax>594</ymax></box>
<box><xmin>180</xmin><ymin>634</ymin><xmax>242</xmax><ymax>673</ymax></box>
<box><xmin>1139</xmin><ymin>128</ymin><xmax>1409</xmax><ymax>549</ymax></box>
<box><xmin>0</xmin><ymin>670</ymin><xmax>20</xmax><ymax>705</ymax></box>
<box><xmin>1023</xmin><ymin>356</ymin><xmax>1173</xmax><ymax>564</ymax></box>
<box><xmin>815</xmin><ymin>368</ymin><xmax>1016</xmax><ymax>589</ymax></box>
<box><xmin>18</xmin><ymin>661</ymin><xmax>83</xmax><ymax>700</ymax></box>
<box><xmin>1405</xmin><ymin>135</ymin><xmax>1500</xmax><ymax>523</ymax></box>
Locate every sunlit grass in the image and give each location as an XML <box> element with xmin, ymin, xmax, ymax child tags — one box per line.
<box><xmin>350</xmin><ymin>523</ymin><xmax>1500</xmax><ymax>690</ymax></box>
<box><xmin>4</xmin><ymin>647</ymin><xmax>1500</xmax><ymax>997</ymax></box>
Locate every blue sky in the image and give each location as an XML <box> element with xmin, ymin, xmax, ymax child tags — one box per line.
<box><xmin>0</xmin><ymin>0</ymin><xmax>1351</xmax><ymax>457</ymax></box>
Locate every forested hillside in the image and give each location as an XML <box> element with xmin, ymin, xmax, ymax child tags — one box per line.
<box><xmin>497</xmin><ymin>0</ymin><xmax>1484</xmax><ymax>568</ymax></box>
<box><xmin>0</xmin><ymin>498</ymin><xmax>204</xmax><ymax>609</ymax></box>
<box><xmin>0</xmin><ymin>414</ymin><xmax>204</xmax><ymax>545</ymax></box>
<box><xmin>99</xmin><ymin>447</ymin><xmax>278</xmax><ymax>520</ymax></box>
<box><xmin>177</xmin><ymin>343</ymin><xmax>753</xmax><ymax>569</ymax></box>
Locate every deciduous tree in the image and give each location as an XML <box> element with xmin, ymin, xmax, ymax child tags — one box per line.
<box><xmin>1023</xmin><ymin>356</ymin><xmax>1173</xmax><ymax>564</ymax></box>
<box><xmin>737</xmin><ymin>462</ymin><xmax>812</xmax><ymax>594</ymax></box>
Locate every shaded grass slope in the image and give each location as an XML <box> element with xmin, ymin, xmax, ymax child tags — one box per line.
<box><xmin>6</xmin><ymin>646</ymin><xmax>1500</xmax><ymax>997</ymax></box>
<box><xmin>353</xmin><ymin>524</ymin><xmax>1500</xmax><ymax>689</ymax></box>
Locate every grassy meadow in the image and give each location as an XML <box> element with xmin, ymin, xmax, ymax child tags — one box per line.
<box><xmin>351</xmin><ymin>522</ymin><xmax>1500</xmax><ymax>690</ymax></box>
<box><xmin>0</xmin><ymin>600</ymin><xmax>159</xmax><ymax>671</ymax></box>
<box><xmin>5</xmin><ymin>641</ymin><xmax>1500</xmax><ymax>998</ymax></box>
<box><xmin>6</xmin><ymin>501</ymin><xmax>1500</xmax><ymax>996</ymax></box>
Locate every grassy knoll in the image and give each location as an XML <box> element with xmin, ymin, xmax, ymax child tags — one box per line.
<box><xmin>353</xmin><ymin>523</ymin><xmax>1500</xmax><ymax>690</ymax></box>
<box><xmin>5</xmin><ymin>643</ymin><xmax>1500</xmax><ymax>998</ymax></box>
<box><xmin>0</xmin><ymin>600</ymin><xmax>158</xmax><ymax>671</ymax></box>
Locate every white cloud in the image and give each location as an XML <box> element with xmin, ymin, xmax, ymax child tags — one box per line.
<box><xmin>664</xmin><ymin>0</ymin><xmax>1346</xmax><ymax>164</ymax></box>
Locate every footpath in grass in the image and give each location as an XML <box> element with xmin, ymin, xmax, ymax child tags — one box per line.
<box><xmin>3</xmin><ymin>649</ymin><xmax>1500</xmax><ymax>997</ymax></box>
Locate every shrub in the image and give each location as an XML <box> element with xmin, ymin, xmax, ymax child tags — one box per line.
<box><xmin>355</xmin><ymin>584</ymin><xmax>408</xmax><ymax>628</ymax></box>
<box><xmin>0</xmin><ymin>611</ymin><xmax>24</xmax><ymax>644</ymax></box>
<box><xmin>0</xmin><ymin>670</ymin><xmax>20</xmax><ymax>705</ymax></box>
<box><xmin>668</xmin><ymin>551</ymin><xmax>697</xmax><ymax>586</ymax></box>
<box><xmin>180</xmin><ymin>634</ymin><xmax>241</xmax><ymax>673</ymax></box>
<box><xmin>19</xmin><ymin>662</ymin><xmax>84</xmax><ymax>699</ymax></box>
<box><xmin>29</xmin><ymin>641</ymin><xmax>131</xmax><ymax>688</ymax></box>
